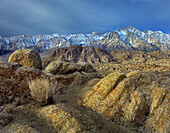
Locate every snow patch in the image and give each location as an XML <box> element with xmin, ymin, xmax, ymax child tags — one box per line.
<box><xmin>146</xmin><ymin>30</ymin><xmax>154</xmax><ymax>35</ymax></box>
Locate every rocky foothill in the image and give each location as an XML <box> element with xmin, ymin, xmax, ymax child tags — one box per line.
<box><xmin>42</xmin><ymin>45</ymin><xmax>170</xmax><ymax>75</ymax></box>
<box><xmin>0</xmin><ymin>48</ymin><xmax>169</xmax><ymax>133</ymax></box>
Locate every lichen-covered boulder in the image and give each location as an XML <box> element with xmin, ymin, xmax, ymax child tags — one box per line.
<box><xmin>37</xmin><ymin>104</ymin><xmax>99</xmax><ymax>132</ymax></box>
<box><xmin>37</xmin><ymin>104</ymin><xmax>133</xmax><ymax>133</ymax></box>
<box><xmin>79</xmin><ymin>71</ymin><xmax>170</xmax><ymax>132</ymax></box>
<box><xmin>8</xmin><ymin>49</ymin><xmax>42</xmax><ymax>69</ymax></box>
<box><xmin>44</xmin><ymin>61</ymin><xmax>80</xmax><ymax>74</ymax></box>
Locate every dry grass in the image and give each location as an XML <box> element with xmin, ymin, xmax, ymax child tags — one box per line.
<box><xmin>28</xmin><ymin>78</ymin><xmax>56</xmax><ymax>105</ymax></box>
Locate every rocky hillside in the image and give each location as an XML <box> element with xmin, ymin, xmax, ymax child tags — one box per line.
<box><xmin>42</xmin><ymin>45</ymin><xmax>114</xmax><ymax>69</ymax></box>
<box><xmin>0</xmin><ymin>49</ymin><xmax>169</xmax><ymax>132</ymax></box>
<box><xmin>78</xmin><ymin>71</ymin><xmax>170</xmax><ymax>133</ymax></box>
<box><xmin>0</xmin><ymin>26</ymin><xmax>169</xmax><ymax>52</ymax></box>
<box><xmin>42</xmin><ymin>45</ymin><xmax>170</xmax><ymax>70</ymax></box>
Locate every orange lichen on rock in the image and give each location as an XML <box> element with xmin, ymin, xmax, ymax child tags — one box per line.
<box><xmin>79</xmin><ymin>71</ymin><xmax>170</xmax><ymax>132</ymax></box>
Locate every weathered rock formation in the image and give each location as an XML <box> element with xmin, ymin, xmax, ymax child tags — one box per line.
<box><xmin>44</xmin><ymin>61</ymin><xmax>98</xmax><ymax>75</ymax></box>
<box><xmin>0</xmin><ymin>47</ymin><xmax>169</xmax><ymax>133</ymax></box>
<box><xmin>0</xmin><ymin>61</ymin><xmax>135</xmax><ymax>133</ymax></box>
<box><xmin>8</xmin><ymin>49</ymin><xmax>42</xmax><ymax>69</ymax></box>
<box><xmin>0</xmin><ymin>61</ymin><xmax>102</xmax><ymax>105</ymax></box>
<box><xmin>37</xmin><ymin>104</ymin><xmax>105</xmax><ymax>132</ymax></box>
<box><xmin>42</xmin><ymin>45</ymin><xmax>169</xmax><ymax>65</ymax></box>
<box><xmin>78</xmin><ymin>71</ymin><xmax>170</xmax><ymax>132</ymax></box>
<box><xmin>42</xmin><ymin>45</ymin><xmax>115</xmax><ymax>69</ymax></box>
<box><xmin>42</xmin><ymin>46</ymin><xmax>170</xmax><ymax>76</ymax></box>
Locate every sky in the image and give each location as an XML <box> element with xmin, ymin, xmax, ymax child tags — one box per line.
<box><xmin>0</xmin><ymin>0</ymin><xmax>170</xmax><ymax>36</ymax></box>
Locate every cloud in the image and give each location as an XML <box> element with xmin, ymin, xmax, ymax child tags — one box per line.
<box><xmin>0</xmin><ymin>0</ymin><xmax>169</xmax><ymax>36</ymax></box>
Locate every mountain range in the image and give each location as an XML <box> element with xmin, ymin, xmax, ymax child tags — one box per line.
<box><xmin>0</xmin><ymin>26</ymin><xmax>170</xmax><ymax>52</ymax></box>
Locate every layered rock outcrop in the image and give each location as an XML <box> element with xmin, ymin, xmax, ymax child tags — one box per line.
<box><xmin>79</xmin><ymin>71</ymin><xmax>170</xmax><ymax>132</ymax></box>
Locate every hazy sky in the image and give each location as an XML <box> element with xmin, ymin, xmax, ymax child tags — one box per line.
<box><xmin>0</xmin><ymin>0</ymin><xmax>169</xmax><ymax>36</ymax></box>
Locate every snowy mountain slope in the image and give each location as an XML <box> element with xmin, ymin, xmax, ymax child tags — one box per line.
<box><xmin>0</xmin><ymin>32</ymin><xmax>105</xmax><ymax>51</ymax></box>
<box><xmin>115</xmin><ymin>26</ymin><xmax>170</xmax><ymax>51</ymax></box>
<box><xmin>0</xmin><ymin>26</ymin><xmax>169</xmax><ymax>52</ymax></box>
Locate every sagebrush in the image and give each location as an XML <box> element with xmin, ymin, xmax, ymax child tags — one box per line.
<box><xmin>28</xmin><ymin>78</ymin><xmax>55</xmax><ymax>105</ymax></box>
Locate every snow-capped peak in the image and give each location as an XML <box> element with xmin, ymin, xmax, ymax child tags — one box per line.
<box><xmin>0</xmin><ymin>26</ymin><xmax>169</xmax><ymax>52</ymax></box>
<box><xmin>155</xmin><ymin>31</ymin><xmax>163</xmax><ymax>34</ymax></box>
<box><xmin>145</xmin><ymin>30</ymin><xmax>154</xmax><ymax>35</ymax></box>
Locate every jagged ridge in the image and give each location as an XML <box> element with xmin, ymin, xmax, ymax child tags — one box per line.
<box><xmin>0</xmin><ymin>26</ymin><xmax>169</xmax><ymax>52</ymax></box>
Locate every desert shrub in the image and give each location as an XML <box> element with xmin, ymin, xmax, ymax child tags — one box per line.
<box><xmin>28</xmin><ymin>78</ymin><xmax>56</xmax><ymax>106</ymax></box>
